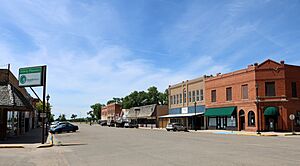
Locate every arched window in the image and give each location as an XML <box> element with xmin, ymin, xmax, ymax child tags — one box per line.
<box><xmin>248</xmin><ymin>111</ymin><xmax>255</xmax><ymax>126</ymax></box>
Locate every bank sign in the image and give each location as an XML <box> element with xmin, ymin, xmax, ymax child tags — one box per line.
<box><xmin>19</xmin><ymin>66</ymin><xmax>44</xmax><ymax>87</ymax></box>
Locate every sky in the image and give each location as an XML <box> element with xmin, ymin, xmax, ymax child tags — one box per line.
<box><xmin>1</xmin><ymin>0</ymin><xmax>300</xmax><ymax>118</ymax></box>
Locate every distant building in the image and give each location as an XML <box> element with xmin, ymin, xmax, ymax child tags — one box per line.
<box><xmin>204</xmin><ymin>59</ymin><xmax>300</xmax><ymax>132</ymax></box>
<box><xmin>107</xmin><ymin>103</ymin><xmax>122</xmax><ymax>122</ymax></box>
<box><xmin>127</xmin><ymin>104</ymin><xmax>168</xmax><ymax>128</ymax></box>
<box><xmin>101</xmin><ymin>106</ymin><xmax>108</xmax><ymax>121</ymax></box>
<box><xmin>160</xmin><ymin>77</ymin><xmax>206</xmax><ymax>129</ymax></box>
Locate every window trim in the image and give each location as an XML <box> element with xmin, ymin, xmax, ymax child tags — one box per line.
<box><xmin>226</xmin><ymin>87</ymin><xmax>232</xmax><ymax>101</ymax></box>
<box><xmin>241</xmin><ymin>84</ymin><xmax>248</xmax><ymax>100</ymax></box>
<box><xmin>211</xmin><ymin>90</ymin><xmax>216</xmax><ymax>103</ymax></box>
<box><xmin>265</xmin><ymin>81</ymin><xmax>276</xmax><ymax>97</ymax></box>
<box><xmin>248</xmin><ymin>111</ymin><xmax>256</xmax><ymax>127</ymax></box>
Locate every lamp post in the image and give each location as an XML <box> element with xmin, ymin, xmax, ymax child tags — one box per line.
<box><xmin>134</xmin><ymin>108</ymin><xmax>140</xmax><ymax>128</ymax></box>
<box><xmin>46</xmin><ymin>94</ymin><xmax>50</xmax><ymax>136</ymax></box>
<box><xmin>194</xmin><ymin>102</ymin><xmax>197</xmax><ymax>131</ymax></box>
<box><xmin>256</xmin><ymin>83</ymin><xmax>261</xmax><ymax>135</ymax></box>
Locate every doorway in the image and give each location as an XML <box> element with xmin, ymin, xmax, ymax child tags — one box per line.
<box><xmin>239</xmin><ymin>110</ymin><xmax>245</xmax><ymax>131</ymax></box>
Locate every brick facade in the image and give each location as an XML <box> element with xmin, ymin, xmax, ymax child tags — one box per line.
<box><xmin>205</xmin><ymin>59</ymin><xmax>300</xmax><ymax>132</ymax></box>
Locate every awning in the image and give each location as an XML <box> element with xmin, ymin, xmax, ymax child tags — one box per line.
<box><xmin>264</xmin><ymin>107</ymin><xmax>279</xmax><ymax>116</ymax></box>
<box><xmin>205</xmin><ymin>106</ymin><xmax>236</xmax><ymax>117</ymax></box>
<box><xmin>159</xmin><ymin>113</ymin><xmax>203</xmax><ymax>118</ymax></box>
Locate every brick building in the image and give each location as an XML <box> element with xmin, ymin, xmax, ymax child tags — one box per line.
<box><xmin>204</xmin><ymin>59</ymin><xmax>300</xmax><ymax>132</ymax></box>
<box><xmin>106</xmin><ymin>103</ymin><xmax>122</xmax><ymax>122</ymax></box>
<box><xmin>160</xmin><ymin>77</ymin><xmax>206</xmax><ymax>129</ymax></box>
<box><xmin>100</xmin><ymin>106</ymin><xmax>108</xmax><ymax>121</ymax></box>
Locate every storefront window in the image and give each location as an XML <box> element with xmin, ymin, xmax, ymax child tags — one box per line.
<box><xmin>227</xmin><ymin>116</ymin><xmax>236</xmax><ymax>127</ymax></box>
<box><xmin>248</xmin><ymin>111</ymin><xmax>255</xmax><ymax>126</ymax></box>
<box><xmin>208</xmin><ymin>117</ymin><xmax>216</xmax><ymax>127</ymax></box>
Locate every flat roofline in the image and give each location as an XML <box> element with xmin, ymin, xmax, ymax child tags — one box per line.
<box><xmin>169</xmin><ymin>76</ymin><xmax>204</xmax><ymax>89</ymax></box>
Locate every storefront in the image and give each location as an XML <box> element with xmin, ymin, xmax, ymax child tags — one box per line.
<box><xmin>263</xmin><ymin>106</ymin><xmax>279</xmax><ymax>131</ymax></box>
<box><xmin>205</xmin><ymin>106</ymin><xmax>237</xmax><ymax>130</ymax></box>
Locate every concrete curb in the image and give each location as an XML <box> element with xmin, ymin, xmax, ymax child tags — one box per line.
<box><xmin>36</xmin><ymin>144</ymin><xmax>53</xmax><ymax>148</ymax></box>
<box><xmin>0</xmin><ymin>145</ymin><xmax>24</xmax><ymax>148</ymax></box>
<box><xmin>36</xmin><ymin>133</ymin><xmax>54</xmax><ymax>148</ymax></box>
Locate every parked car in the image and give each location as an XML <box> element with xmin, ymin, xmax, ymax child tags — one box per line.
<box><xmin>50</xmin><ymin>123</ymin><xmax>79</xmax><ymax>134</ymax></box>
<box><xmin>99</xmin><ymin>120</ymin><xmax>107</xmax><ymax>126</ymax></box>
<box><xmin>107</xmin><ymin>120</ymin><xmax>116</xmax><ymax>127</ymax></box>
<box><xmin>124</xmin><ymin>122</ymin><xmax>138</xmax><ymax>128</ymax></box>
<box><xmin>50</xmin><ymin>121</ymin><xmax>68</xmax><ymax>129</ymax></box>
<box><xmin>166</xmin><ymin>123</ymin><xmax>188</xmax><ymax>132</ymax></box>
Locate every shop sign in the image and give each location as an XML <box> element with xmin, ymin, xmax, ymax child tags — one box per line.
<box><xmin>19</xmin><ymin>66</ymin><xmax>44</xmax><ymax>87</ymax></box>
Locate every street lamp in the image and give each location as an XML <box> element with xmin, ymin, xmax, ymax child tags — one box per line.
<box><xmin>134</xmin><ymin>108</ymin><xmax>140</xmax><ymax>128</ymax></box>
<box><xmin>194</xmin><ymin>101</ymin><xmax>197</xmax><ymax>131</ymax></box>
<box><xmin>46</xmin><ymin>94</ymin><xmax>50</xmax><ymax>136</ymax></box>
<box><xmin>255</xmin><ymin>83</ymin><xmax>261</xmax><ymax>135</ymax></box>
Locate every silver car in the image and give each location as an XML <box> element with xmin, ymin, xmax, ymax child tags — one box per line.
<box><xmin>166</xmin><ymin>123</ymin><xmax>188</xmax><ymax>132</ymax></box>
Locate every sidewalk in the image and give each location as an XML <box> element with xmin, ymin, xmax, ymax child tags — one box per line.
<box><xmin>0</xmin><ymin>127</ymin><xmax>50</xmax><ymax>148</ymax></box>
<box><xmin>138</xmin><ymin>127</ymin><xmax>300</xmax><ymax>137</ymax></box>
<box><xmin>188</xmin><ymin>129</ymin><xmax>300</xmax><ymax>136</ymax></box>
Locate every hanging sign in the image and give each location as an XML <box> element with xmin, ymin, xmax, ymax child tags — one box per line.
<box><xmin>19</xmin><ymin>66</ymin><xmax>44</xmax><ymax>87</ymax></box>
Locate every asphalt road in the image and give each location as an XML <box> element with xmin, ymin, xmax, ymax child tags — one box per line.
<box><xmin>1</xmin><ymin>123</ymin><xmax>300</xmax><ymax>166</ymax></box>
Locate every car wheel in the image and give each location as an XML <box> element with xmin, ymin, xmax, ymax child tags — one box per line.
<box><xmin>73</xmin><ymin>130</ymin><xmax>76</xmax><ymax>132</ymax></box>
<box><xmin>173</xmin><ymin>128</ymin><xmax>177</xmax><ymax>132</ymax></box>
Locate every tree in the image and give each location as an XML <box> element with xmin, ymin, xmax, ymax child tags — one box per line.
<box><xmin>90</xmin><ymin>103</ymin><xmax>103</xmax><ymax>120</ymax></box>
<box><xmin>49</xmin><ymin>114</ymin><xmax>55</xmax><ymax>122</ymax></box>
<box><xmin>158</xmin><ymin>89</ymin><xmax>168</xmax><ymax>105</ymax></box>
<box><xmin>56</xmin><ymin>114</ymin><xmax>66</xmax><ymax>121</ymax></box>
<box><xmin>147</xmin><ymin>86</ymin><xmax>159</xmax><ymax>104</ymax></box>
<box><xmin>35</xmin><ymin>101</ymin><xmax>52</xmax><ymax>113</ymax></box>
<box><xmin>71</xmin><ymin>114</ymin><xmax>77</xmax><ymax>121</ymax></box>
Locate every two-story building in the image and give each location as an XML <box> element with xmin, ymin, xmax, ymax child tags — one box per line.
<box><xmin>204</xmin><ymin>59</ymin><xmax>300</xmax><ymax>132</ymax></box>
<box><xmin>101</xmin><ymin>106</ymin><xmax>108</xmax><ymax>121</ymax></box>
<box><xmin>107</xmin><ymin>103</ymin><xmax>122</xmax><ymax>122</ymax></box>
<box><xmin>160</xmin><ymin>77</ymin><xmax>206</xmax><ymax>129</ymax></box>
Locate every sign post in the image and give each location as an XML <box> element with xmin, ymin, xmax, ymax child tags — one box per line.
<box><xmin>289</xmin><ymin>114</ymin><xmax>295</xmax><ymax>135</ymax></box>
<box><xmin>19</xmin><ymin>65</ymin><xmax>47</xmax><ymax>144</ymax></box>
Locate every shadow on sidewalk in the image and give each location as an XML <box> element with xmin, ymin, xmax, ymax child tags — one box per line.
<box><xmin>0</xmin><ymin>127</ymin><xmax>47</xmax><ymax>144</ymax></box>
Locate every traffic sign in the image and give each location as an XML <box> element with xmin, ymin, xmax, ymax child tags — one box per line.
<box><xmin>289</xmin><ymin>114</ymin><xmax>295</xmax><ymax>120</ymax></box>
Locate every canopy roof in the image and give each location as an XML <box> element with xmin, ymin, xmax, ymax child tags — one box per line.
<box><xmin>264</xmin><ymin>107</ymin><xmax>279</xmax><ymax>116</ymax></box>
<box><xmin>205</xmin><ymin>106</ymin><xmax>236</xmax><ymax>117</ymax></box>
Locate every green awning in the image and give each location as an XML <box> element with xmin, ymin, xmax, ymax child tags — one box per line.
<box><xmin>205</xmin><ymin>106</ymin><xmax>236</xmax><ymax>117</ymax></box>
<box><xmin>264</xmin><ymin>107</ymin><xmax>279</xmax><ymax>116</ymax></box>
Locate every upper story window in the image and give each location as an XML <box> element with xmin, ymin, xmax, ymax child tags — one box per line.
<box><xmin>211</xmin><ymin>90</ymin><xmax>216</xmax><ymax>102</ymax></box>
<box><xmin>170</xmin><ymin>96</ymin><xmax>173</xmax><ymax>105</ymax></box>
<box><xmin>192</xmin><ymin>91</ymin><xmax>195</xmax><ymax>102</ymax></box>
<box><xmin>176</xmin><ymin>94</ymin><xmax>179</xmax><ymax>104</ymax></box>
<box><xmin>173</xmin><ymin>95</ymin><xmax>176</xmax><ymax>105</ymax></box>
<box><xmin>265</xmin><ymin>82</ymin><xmax>276</xmax><ymax>96</ymax></box>
<box><xmin>200</xmin><ymin>89</ymin><xmax>204</xmax><ymax>101</ymax></box>
<box><xmin>180</xmin><ymin>93</ymin><xmax>182</xmax><ymax>103</ymax></box>
<box><xmin>188</xmin><ymin>91</ymin><xmax>191</xmax><ymax>102</ymax></box>
<box><xmin>226</xmin><ymin>87</ymin><xmax>232</xmax><ymax>101</ymax></box>
<box><xmin>196</xmin><ymin>90</ymin><xmax>200</xmax><ymax>101</ymax></box>
<box><xmin>292</xmin><ymin>82</ymin><xmax>297</xmax><ymax>97</ymax></box>
<box><xmin>241</xmin><ymin>84</ymin><xmax>248</xmax><ymax>99</ymax></box>
<box><xmin>183</xmin><ymin>91</ymin><xmax>187</xmax><ymax>103</ymax></box>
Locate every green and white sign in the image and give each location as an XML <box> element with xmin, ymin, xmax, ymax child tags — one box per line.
<box><xmin>19</xmin><ymin>66</ymin><xmax>43</xmax><ymax>87</ymax></box>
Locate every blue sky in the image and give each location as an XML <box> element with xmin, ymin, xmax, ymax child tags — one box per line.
<box><xmin>1</xmin><ymin>0</ymin><xmax>300</xmax><ymax>118</ymax></box>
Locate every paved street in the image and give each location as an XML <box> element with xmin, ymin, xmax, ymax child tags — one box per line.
<box><xmin>1</xmin><ymin>123</ymin><xmax>300</xmax><ymax>166</ymax></box>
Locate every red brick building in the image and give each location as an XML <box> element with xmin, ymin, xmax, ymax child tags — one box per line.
<box><xmin>101</xmin><ymin>106</ymin><xmax>108</xmax><ymax>121</ymax></box>
<box><xmin>204</xmin><ymin>59</ymin><xmax>300</xmax><ymax>132</ymax></box>
<box><xmin>106</xmin><ymin>103</ymin><xmax>122</xmax><ymax>122</ymax></box>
